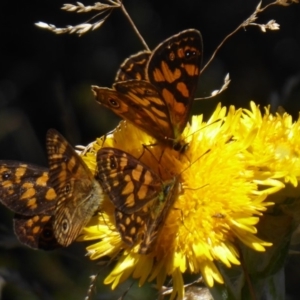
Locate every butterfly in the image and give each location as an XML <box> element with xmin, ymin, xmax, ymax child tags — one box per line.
<box><xmin>92</xmin><ymin>29</ymin><xmax>202</xmax><ymax>150</ymax></box>
<box><xmin>46</xmin><ymin>129</ymin><xmax>104</xmax><ymax>247</ymax></box>
<box><xmin>97</xmin><ymin>147</ymin><xmax>179</xmax><ymax>254</ymax></box>
<box><xmin>0</xmin><ymin>129</ymin><xmax>104</xmax><ymax>249</ymax></box>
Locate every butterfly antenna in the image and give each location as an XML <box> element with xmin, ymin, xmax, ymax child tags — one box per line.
<box><xmin>172</xmin><ymin>206</ymin><xmax>192</xmax><ymax>233</ymax></box>
<box><xmin>184</xmin><ymin>118</ymin><xmax>223</xmax><ymax>142</ymax></box>
<box><xmin>141</xmin><ymin>144</ymin><xmax>171</xmax><ymax>179</ymax></box>
<box><xmin>143</xmin><ymin>143</ymin><xmax>166</xmax><ymax>164</ymax></box>
<box><xmin>179</xmin><ymin>148</ymin><xmax>211</xmax><ymax>178</ymax></box>
<box><xmin>119</xmin><ymin>0</ymin><xmax>150</xmax><ymax>51</ymax></box>
<box><xmin>97</xmin><ymin>210</ymin><xmax>117</xmax><ymax>237</ymax></box>
<box><xmin>137</xmin><ymin>143</ymin><xmax>148</xmax><ymax>161</ymax></box>
<box><xmin>179</xmin><ymin>120</ymin><xmax>234</xmax><ymax>178</ymax></box>
<box><xmin>100</xmin><ymin>129</ymin><xmax>115</xmax><ymax>148</ymax></box>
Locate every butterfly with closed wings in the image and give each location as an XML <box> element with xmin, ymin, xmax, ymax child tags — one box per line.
<box><xmin>46</xmin><ymin>129</ymin><xmax>104</xmax><ymax>247</ymax></box>
<box><xmin>97</xmin><ymin>147</ymin><xmax>180</xmax><ymax>254</ymax></box>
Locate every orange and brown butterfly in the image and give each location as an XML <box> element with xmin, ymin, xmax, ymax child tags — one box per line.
<box><xmin>92</xmin><ymin>29</ymin><xmax>203</xmax><ymax>150</ymax></box>
<box><xmin>97</xmin><ymin>147</ymin><xmax>179</xmax><ymax>254</ymax></box>
<box><xmin>0</xmin><ymin>161</ymin><xmax>59</xmax><ymax>250</ymax></box>
<box><xmin>46</xmin><ymin>129</ymin><xmax>104</xmax><ymax>247</ymax></box>
<box><xmin>0</xmin><ymin>129</ymin><xmax>104</xmax><ymax>249</ymax></box>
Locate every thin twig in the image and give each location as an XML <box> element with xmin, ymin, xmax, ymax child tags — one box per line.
<box><xmin>119</xmin><ymin>1</ymin><xmax>150</xmax><ymax>50</ymax></box>
<box><xmin>194</xmin><ymin>73</ymin><xmax>230</xmax><ymax>101</ymax></box>
<box><xmin>258</xmin><ymin>1</ymin><xmax>278</xmax><ymax>12</ymax></box>
<box><xmin>201</xmin><ymin>24</ymin><xmax>240</xmax><ymax>74</ymax></box>
<box><xmin>201</xmin><ymin>0</ymin><xmax>279</xmax><ymax>74</ymax></box>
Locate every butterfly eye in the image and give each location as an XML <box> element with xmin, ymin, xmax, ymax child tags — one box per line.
<box><xmin>62</xmin><ymin>219</ymin><xmax>69</xmax><ymax>233</ymax></box>
<box><xmin>2</xmin><ymin>171</ymin><xmax>11</xmax><ymax>180</ymax></box>
<box><xmin>108</xmin><ymin>98</ymin><xmax>120</xmax><ymax>108</ymax></box>
<box><xmin>173</xmin><ymin>142</ymin><xmax>182</xmax><ymax>152</ymax></box>
<box><xmin>184</xmin><ymin>49</ymin><xmax>197</xmax><ymax>59</ymax></box>
<box><xmin>163</xmin><ymin>185</ymin><xmax>172</xmax><ymax>196</ymax></box>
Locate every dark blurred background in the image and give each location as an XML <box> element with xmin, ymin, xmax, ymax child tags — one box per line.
<box><xmin>0</xmin><ymin>0</ymin><xmax>300</xmax><ymax>299</ymax></box>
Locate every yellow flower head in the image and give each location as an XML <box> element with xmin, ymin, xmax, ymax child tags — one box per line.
<box><xmin>78</xmin><ymin>102</ymin><xmax>299</xmax><ymax>299</ymax></box>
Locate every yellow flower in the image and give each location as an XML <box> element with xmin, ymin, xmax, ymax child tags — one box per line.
<box><xmin>238</xmin><ymin>102</ymin><xmax>300</xmax><ymax>188</ymax></box>
<box><xmin>78</xmin><ymin>102</ymin><xmax>300</xmax><ymax>299</ymax></box>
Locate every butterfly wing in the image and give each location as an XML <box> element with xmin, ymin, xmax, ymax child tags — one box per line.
<box><xmin>0</xmin><ymin>161</ymin><xmax>60</xmax><ymax>249</ymax></box>
<box><xmin>115</xmin><ymin>50</ymin><xmax>151</xmax><ymax>82</ymax></box>
<box><xmin>0</xmin><ymin>162</ymin><xmax>57</xmax><ymax>215</ymax></box>
<box><xmin>97</xmin><ymin>147</ymin><xmax>163</xmax><ymax>214</ymax></box>
<box><xmin>46</xmin><ymin>129</ymin><xmax>103</xmax><ymax>247</ymax></box>
<box><xmin>92</xmin><ymin>80</ymin><xmax>174</xmax><ymax>141</ymax></box>
<box><xmin>147</xmin><ymin>29</ymin><xmax>203</xmax><ymax>139</ymax></box>
<box><xmin>13</xmin><ymin>214</ymin><xmax>59</xmax><ymax>250</ymax></box>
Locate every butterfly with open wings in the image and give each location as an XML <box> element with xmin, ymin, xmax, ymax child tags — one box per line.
<box><xmin>92</xmin><ymin>29</ymin><xmax>202</xmax><ymax>150</ymax></box>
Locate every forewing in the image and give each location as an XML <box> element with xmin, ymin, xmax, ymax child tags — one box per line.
<box><xmin>147</xmin><ymin>29</ymin><xmax>203</xmax><ymax>137</ymax></box>
<box><xmin>46</xmin><ymin>129</ymin><xmax>102</xmax><ymax>246</ymax></box>
<box><xmin>0</xmin><ymin>161</ymin><xmax>57</xmax><ymax>216</ymax></box>
<box><xmin>97</xmin><ymin>147</ymin><xmax>162</xmax><ymax>214</ymax></box>
<box><xmin>114</xmin><ymin>80</ymin><xmax>174</xmax><ymax>139</ymax></box>
<box><xmin>92</xmin><ymin>81</ymin><xmax>173</xmax><ymax>141</ymax></box>
<box><xmin>13</xmin><ymin>213</ymin><xmax>60</xmax><ymax>250</ymax></box>
<box><xmin>115</xmin><ymin>50</ymin><xmax>151</xmax><ymax>82</ymax></box>
<box><xmin>46</xmin><ymin>129</ymin><xmax>94</xmax><ymax>192</ymax></box>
